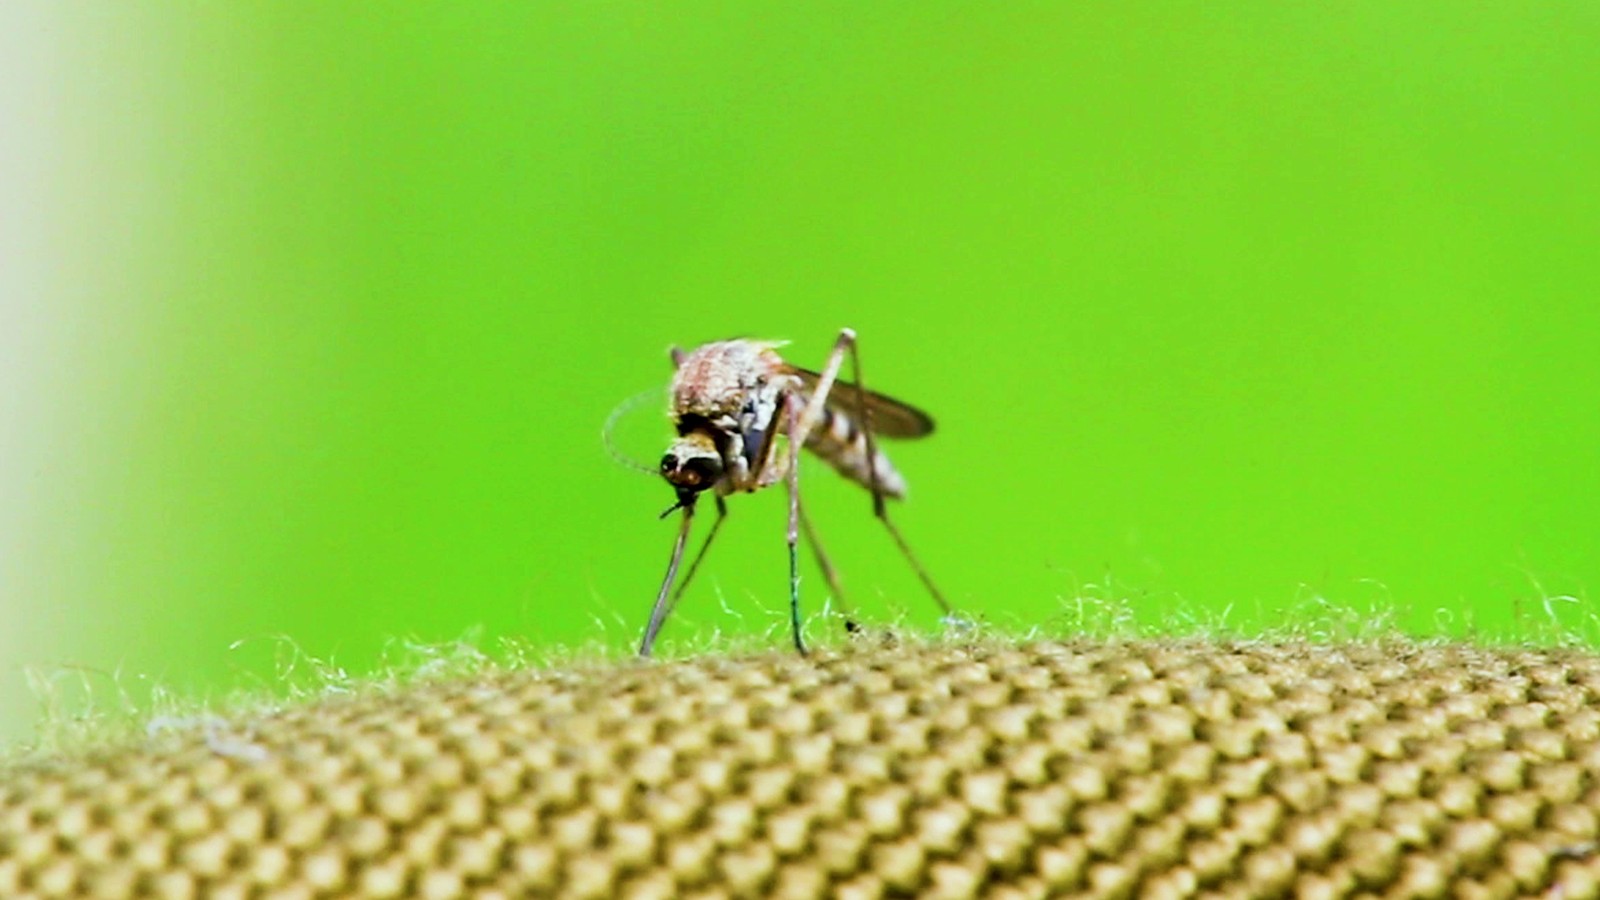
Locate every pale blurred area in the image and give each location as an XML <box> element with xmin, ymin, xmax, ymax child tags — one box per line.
<box><xmin>0</xmin><ymin>5</ymin><xmax>162</xmax><ymax>745</ymax></box>
<box><xmin>0</xmin><ymin>3</ymin><xmax>72</xmax><ymax>745</ymax></box>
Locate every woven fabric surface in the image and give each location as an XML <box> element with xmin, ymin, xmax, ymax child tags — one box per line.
<box><xmin>3</xmin><ymin>640</ymin><xmax>1599</xmax><ymax>899</ymax></box>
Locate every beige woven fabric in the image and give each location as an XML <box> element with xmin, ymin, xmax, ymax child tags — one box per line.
<box><xmin>3</xmin><ymin>640</ymin><xmax>1599</xmax><ymax>898</ymax></box>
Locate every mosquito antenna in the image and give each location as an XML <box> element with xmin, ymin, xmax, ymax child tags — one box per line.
<box><xmin>639</xmin><ymin>499</ymin><xmax>697</xmax><ymax>658</ymax></box>
<box><xmin>603</xmin><ymin>386</ymin><xmax>665</xmax><ymax>475</ymax></box>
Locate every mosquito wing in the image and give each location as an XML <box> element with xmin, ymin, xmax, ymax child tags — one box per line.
<box><xmin>790</xmin><ymin>366</ymin><xmax>935</xmax><ymax>439</ymax></box>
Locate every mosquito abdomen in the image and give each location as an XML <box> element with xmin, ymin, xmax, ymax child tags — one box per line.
<box><xmin>805</xmin><ymin>406</ymin><xmax>908</xmax><ymax>498</ymax></box>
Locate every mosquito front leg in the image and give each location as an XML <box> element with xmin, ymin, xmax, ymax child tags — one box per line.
<box><xmin>659</xmin><ymin>495</ymin><xmax>728</xmax><ymax>626</ymax></box>
<box><xmin>639</xmin><ymin>499</ymin><xmax>699</xmax><ymax>658</ymax></box>
<box><xmin>784</xmin><ymin>392</ymin><xmax>808</xmax><ymax>655</ymax></box>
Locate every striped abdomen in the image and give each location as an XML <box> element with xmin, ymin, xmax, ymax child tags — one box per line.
<box><xmin>804</xmin><ymin>405</ymin><xmax>909</xmax><ymax>498</ymax></box>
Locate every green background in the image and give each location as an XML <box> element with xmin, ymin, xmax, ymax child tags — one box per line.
<box><xmin>6</xmin><ymin>4</ymin><xmax>1598</xmax><ymax>743</ymax></box>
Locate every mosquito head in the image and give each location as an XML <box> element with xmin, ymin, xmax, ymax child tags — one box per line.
<box><xmin>659</xmin><ymin>432</ymin><xmax>723</xmax><ymax>505</ymax></box>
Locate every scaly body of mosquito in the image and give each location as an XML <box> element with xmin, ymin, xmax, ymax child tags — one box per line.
<box><xmin>638</xmin><ymin>328</ymin><xmax>954</xmax><ymax>657</ymax></box>
<box><xmin>661</xmin><ymin>340</ymin><xmax>914</xmax><ymax>501</ymax></box>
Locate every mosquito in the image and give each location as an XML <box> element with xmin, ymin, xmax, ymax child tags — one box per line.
<box><xmin>635</xmin><ymin>327</ymin><xmax>956</xmax><ymax>657</ymax></box>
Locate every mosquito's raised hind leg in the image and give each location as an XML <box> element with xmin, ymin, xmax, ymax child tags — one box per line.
<box><xmin>795</xmin><ymin>327</ymin><xmax>959</xmax><ymax>629</ymax></box>
<box><xmin>792</xmin><ymin>327</ymin><xmax>856</xmax><ymax>440</ymax></box>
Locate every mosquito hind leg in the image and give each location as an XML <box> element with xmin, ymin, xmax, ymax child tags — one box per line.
<box><xmin>837</xmin><ymin>330</ymin><xmax>960</xmax><ymax>624</ymax></box>
<box><xmin>795</xmin><ymin>327</ymin><xmax>961</xmax><ymax>631</ymax></box>
<box><xmin>871</xmin><ymin>504</ymin><xmax>955</xmax><ymax>620</ymax></box>
<box><xmin>792</xmin><ymin>328</ymin><xmax>856</xmax><ymax>440</ymax></box>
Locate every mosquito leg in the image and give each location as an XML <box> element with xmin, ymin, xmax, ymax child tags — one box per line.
<box><xmin>792</xmin><ymin>328</ymin><xmax>856</xmax><ymax>441</ymax></box>
<box><xmin>660</xmin><ymin>495</ymin><xmax>728</xmax><ymax>623</ymax></box>
<box><xmin>796</xmin><ymin>499</ymin><xmax>857</xmax><ymax>633</ymax></box>
<box><xmin>871</xmin><ymin>507</ymin><xmax>954</xmax><ymax>619</ymax></box>
<box><xmin>785</xmin><ymin>393</ymin><xmax>809</xmax><ymax>655</ymax></box>
<box><xmin>796</xmin><ymin>327</ymin><xmax>959</xmax><ymax>627</ymax></box>
<box><xmin>639</xmin><ymin>500</ymin><xmax>698</xmax><ymax>658</ymax></box>
<box><xmin>838</xmin><ymin>330</ymin><xmax>959</xmax><ymax>622</ymax></box>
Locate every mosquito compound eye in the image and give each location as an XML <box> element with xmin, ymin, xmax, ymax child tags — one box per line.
<box><xmin>660</xmin><ymin>452</ymin><xmax>721</xmax><ymax>491</ymax></box>
<box><xmin>682</xmin><ymin>456</ymin><xmax>722</xmax><ymax>487</ymax></box>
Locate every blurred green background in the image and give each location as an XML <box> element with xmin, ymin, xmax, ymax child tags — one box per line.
<box><xmin>5</xmin><ymin>4</ymin><xmax>1597</xmax><ymax>744</ymax></box>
